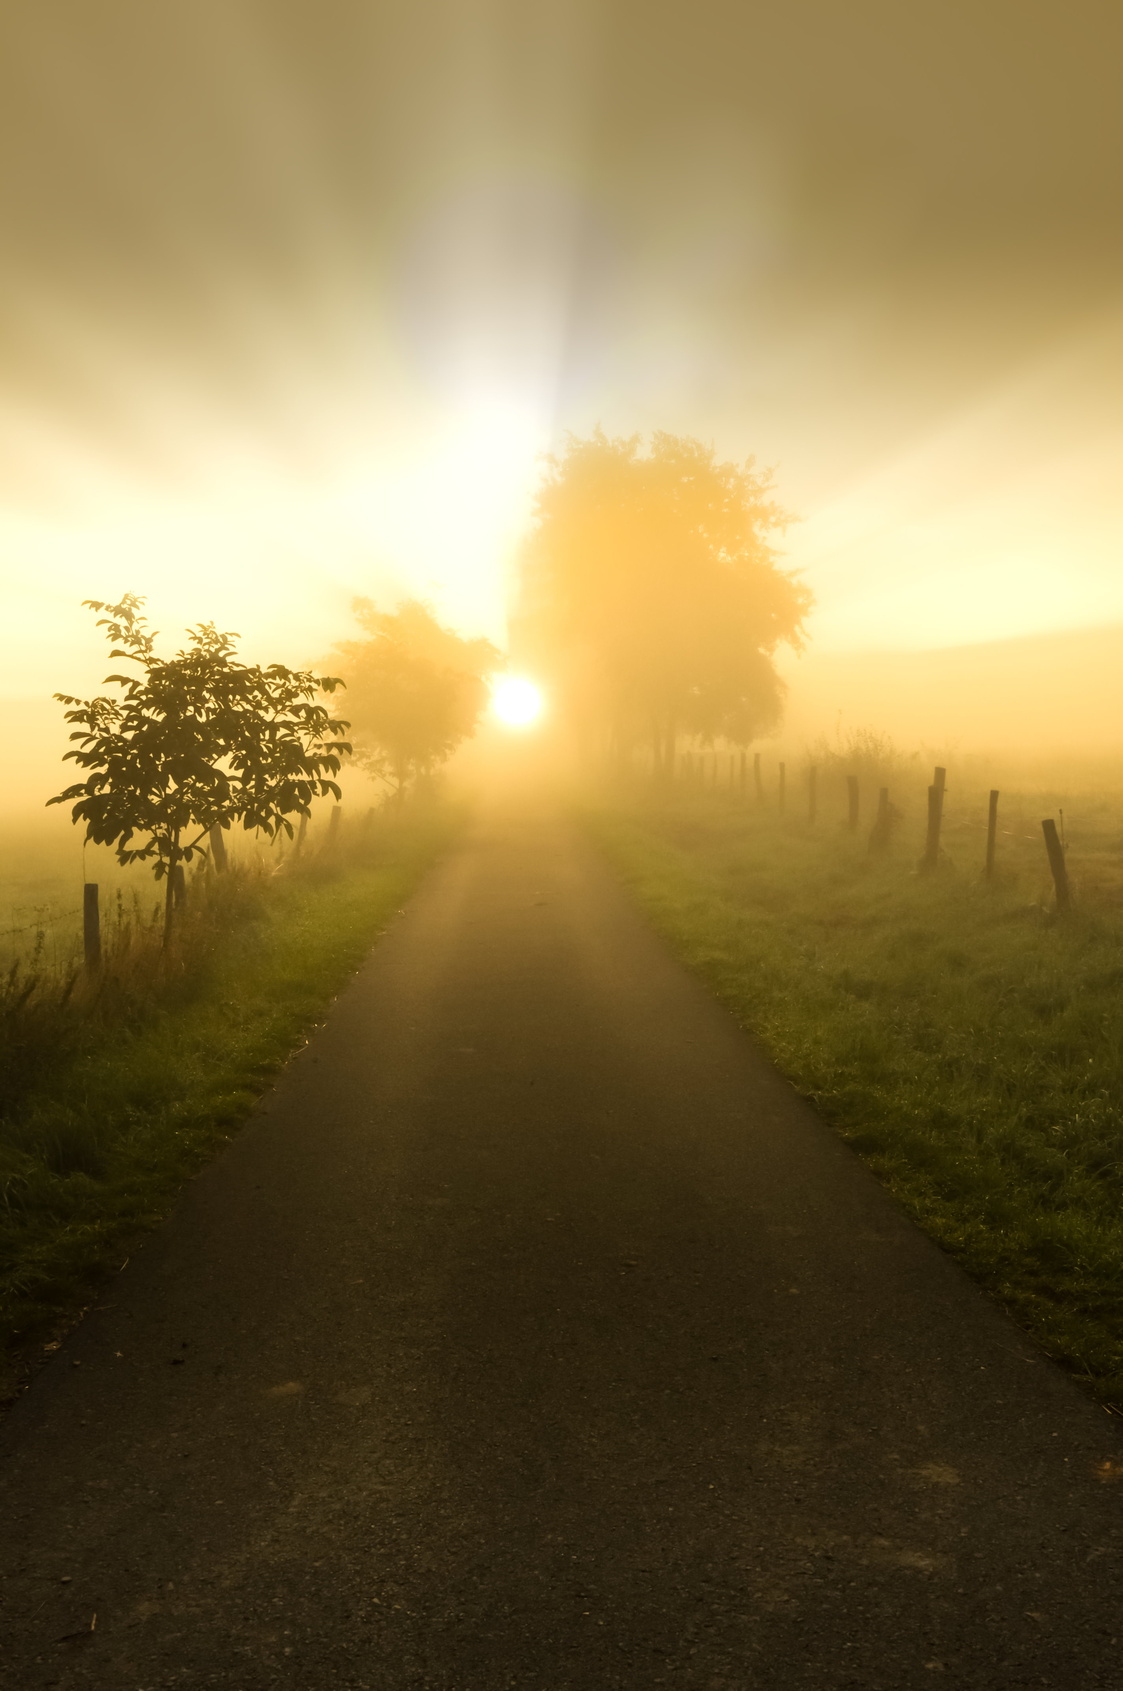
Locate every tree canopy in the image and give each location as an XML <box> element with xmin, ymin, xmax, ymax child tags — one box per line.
<box><xmin>514</xmin><ymin>430</ymin><xmax>813</xmax><ymax>768</ymax></box>
<box><xmin>327</xmin><ymin>599</ymin><xmax>500</xmax><ymax>799</ymax></box>
<box><xmin>50</xmin><ymin>595</ymin><xmax>349</xmax><ymax>943</ymax></box>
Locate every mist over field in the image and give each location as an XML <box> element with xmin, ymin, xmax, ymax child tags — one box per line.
<box><xmin>779</xmin><ymin>623</ymin><xmax>1123</xmax><ymax>762</ymax></box>
<box><xmin>2</xmin><ymin>2</ymin><xmax>1121</xmax><ymax>900</ymax></box>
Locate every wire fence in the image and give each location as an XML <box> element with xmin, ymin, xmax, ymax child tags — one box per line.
<box><xmin>2</xmin><ymin>904</ymin><xmax>83</xmax><ymax>941</ymax></box>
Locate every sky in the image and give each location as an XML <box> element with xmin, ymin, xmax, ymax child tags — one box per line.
<box><xmin>2</xmin><ymin>0</ymin><xmax>1123</xmax><ymax>699</ymax></box>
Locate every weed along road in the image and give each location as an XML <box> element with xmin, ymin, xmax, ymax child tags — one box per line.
<box><xmin>1</xmin><ymin>801</ymin><xmax>1120</xmax><ymax>1691</ymax></box>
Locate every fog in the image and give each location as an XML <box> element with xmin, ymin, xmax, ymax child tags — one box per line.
<box><xmin>2</xmin><ymin>0</ymin><xmax>1123</xmax><ymax>801</ymax></box>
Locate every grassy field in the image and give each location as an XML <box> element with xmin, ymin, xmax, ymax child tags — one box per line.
<box><xmin>590</xmin><ymin>761</ymin><xmax>1123</xmax><ymax>1412</ymax></box>
<box><xmin>0</xmin><ymin>800</ymin><xmax>459</xmax><ymax>1390</ymax></box>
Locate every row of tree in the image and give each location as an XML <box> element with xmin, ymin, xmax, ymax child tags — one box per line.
<box><xmin>52</xmin><ymin>595</ymin><xmax>498</xmax><ymax>943</ymax></box>
<box><xmin>52</xmin><ymin>430</ymin><xmax>812</xmax><ymax>942</ymax></box>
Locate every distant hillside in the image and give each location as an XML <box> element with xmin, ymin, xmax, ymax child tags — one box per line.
<box><xmin>777</xmin><ymin>623</ymin><xmax>1123</xmax><ymax>754</ymax></box>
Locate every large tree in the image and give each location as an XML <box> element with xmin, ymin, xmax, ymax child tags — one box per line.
<box><xmin>514</xmin><ymin>430</ymin><xmax>812</xmax><ymax>770</ymax></box>
<box><xmin>327</xmin><ymin>599</ymin><xmax>500</xmax><ymax>800</ymax></box>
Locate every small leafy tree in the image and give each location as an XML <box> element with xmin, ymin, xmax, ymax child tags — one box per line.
<box><xmin>50</xmin><ymin>595</ymin><xmax>350</xmax><ymax>945</ymax></box>
<box><xmin>327</xmin><ymin>599</ymin><xmax>500</xmax><ymax>801</ymax></box>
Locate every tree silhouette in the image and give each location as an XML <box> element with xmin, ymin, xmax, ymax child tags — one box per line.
<box><xmin>50</xmin><ymin>596</ymin><xmax>349</xmax><ymax>945</ymax></box>
<box><xmin>515</xmin><ymin>431</ymin><xmax>812</xmax><ymax>770</ymax></box>
<box><xmin>327</xmin><ymin>599</ymin><xmax>500</xmax><ymax>800</ymax></box>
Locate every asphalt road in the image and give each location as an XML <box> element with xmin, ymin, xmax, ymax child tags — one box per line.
<box><xmin>1</xmin><ymin>799</ymin><xmax>1120</xmax><ymax>1690</ymax></box>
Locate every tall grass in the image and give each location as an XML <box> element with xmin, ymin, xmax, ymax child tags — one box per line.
<box><xmin>0</xmin><ymin>802</ymin><xmax>459</xmax><ymax>1382</ymax></box>
<box><xmin>591</xmin><ymin>771</ymin><xmax>1123</xmax><ymax>1411</ymax></box>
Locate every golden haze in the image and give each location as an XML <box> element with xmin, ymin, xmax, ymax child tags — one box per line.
<box><xmin>0</xmin><ymin>0</ymin><xmax>1121</xmax><ymax>784</ymax></box>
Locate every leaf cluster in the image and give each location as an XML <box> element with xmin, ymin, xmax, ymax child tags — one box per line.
<box><xmin>49</xmin><ymin>595</ymin><xmax>350</xmax><ymax>877</ymax></box>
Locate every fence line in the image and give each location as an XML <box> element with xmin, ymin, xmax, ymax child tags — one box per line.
<box><xmin>2</xmin><ymin>904</ymin><xmax>83</xmax><ymax>940</ymax></box>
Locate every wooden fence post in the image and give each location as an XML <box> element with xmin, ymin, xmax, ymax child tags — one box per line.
<box><xmin>1041</xmin><ymin>819</ymin><xmax>1071</xmax><ymax>912</ymax></box>
<box><xmin>171</xmin><ymin>865</ymin><xmax>186</xmax><ymax>909</ymax></box>
<box><xmin>208</xmin><ymin>824</ymin><xmax>228</xmax><ymax>874</ymax></box>
<box><xmin>847</xmin><ymin>775</ymin><xmax>859</xmax><ymax>832</ymax></box>
<box><xmin>753</xmin><ymin>751</ymin><xmax>764</xmax><ymax>805</ymax></box>
<box><xmin>778</xmin><ymin>762</ymin><xmax>787</xmax><ymax>814</ymax></box>
<box><xmin>327</xmin><ymin>805</ymin><xmax>342</xmax><ymax>848</ymax></box>
<box><xmin>868</xmin><ymin>787</ymin><xmax>891</xmax><ymax>854</ymax></box>
<box><xmin>295</xmin><ymin>812</ymin><xmax>309</xmax><ymax>856</ymax></box>
<box><xmin>739</xmin><ymin>750</ymin><xmax>747</xmax><ymax>793</ymax></box>
<box><xmin>729</xmin><ymin>754</ymin><xmax>735</xmax><ymax>790</ymax></box>
<box><xmin>985</xmin><ymin>789</ymin><xmax>999</xmax><ymax>881</ymax></box>
<box><xmin>922</xmin><ymin>765</ymin><xmax>946</xmax><ymax>870</ymax></box>
<box><xmin>808</xmin><ymin>765</ymin><xmax>818</xmax><ymax>825</ymax></box>
<box><xmin>83</xmin><ymin>883</ymin><xmax>101</xmax><ymax>969</ymax></box>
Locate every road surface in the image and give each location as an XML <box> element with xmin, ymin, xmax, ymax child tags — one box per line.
<box><xmin>1</xmin><ymin>799</ymin><xmax>1120</xmax><ymax>1689</ymax></box>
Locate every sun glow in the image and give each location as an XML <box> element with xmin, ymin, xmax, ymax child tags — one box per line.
<box><xmin>491</xmin><ymin>676</ymin><xmax>544</xmax><ymax>729</ymax></box>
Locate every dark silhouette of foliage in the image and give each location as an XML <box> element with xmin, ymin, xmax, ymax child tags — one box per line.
<box><xmin>515</xmin><ymin>430</ymin><xmax>813</xmax><ymax>769</ymax></box>
<box><xmin>327</xmin><ymin>599</ymin><xmax>500</xmax><ymax>800</ymax></box>
<box><xmin>49</xmin><ymin>595</ymin><xmax>349</xmax><ymax>944</ymax></box>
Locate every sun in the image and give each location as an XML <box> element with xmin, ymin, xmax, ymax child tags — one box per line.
<box><xmin>491</xmin><ymin>676</ymin><xmax>544</xmax><ymax>729</ymax></box>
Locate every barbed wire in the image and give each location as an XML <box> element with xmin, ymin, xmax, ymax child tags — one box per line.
<box><xmin>2</xmin><ymin>905</ymin><xmax>82</xmax><ymax>940</ymax></box>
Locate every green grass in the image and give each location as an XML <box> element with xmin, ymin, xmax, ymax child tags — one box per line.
<box><xmin>0</xmin><ymin>802</ymin><xmax>459</xmax><ymax>1385</ymax></box>
<box><xmin>589</xmin><ymin>784</ymin><xmax>1123</xmax><ymax>1411</ymax></box>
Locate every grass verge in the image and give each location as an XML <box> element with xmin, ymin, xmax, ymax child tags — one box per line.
<box><xmin>589</xmin><ymin>789</ymin><xmax>1123</xmax><ymax>1412</ymax></box>
<box><xmin>0</xmin><ymin>802</ymin><xmax>459</xmax><ymax>1386</ymax></box>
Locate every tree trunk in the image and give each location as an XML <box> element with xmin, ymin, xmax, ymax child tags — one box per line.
<box><xmin>162</xmin><ymin>831</ymin><xmax>180</xmax><ymax>951</ymax></box>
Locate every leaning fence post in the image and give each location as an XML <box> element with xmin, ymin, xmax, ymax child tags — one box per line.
<box><xmin>83</xmin><ymin>883</ymin><xmax>101</xmax><ymax>969</ymax></box>
<box><xmin>778</xmin><ymin>761</ymin><xmax>787</xmax><ymax>814</ymax></box>
<box><xmin>922</xmin><ymin>765</ymin><xmax>946</xmax><ymax>870</ymax></box>
<box><xmin>327</xmin><ymin>805</ymin><xmax>342</xmax><ymax>849</ymax></box>
<box><xmin>868</xmin><ymin>786</ymin><xmax>891</xmax><ymax>854</ymax></box>
<box><xmin>754</xmin><ymin>751</ymin><xmax>764</xmax><ymax>805</ymax></box>
<box><xmin>1041</xmin><ymin>819</ymin><xmax>1071</xmax><ymax>912</ymax></box>
<box><xmin>985</xmin><ymin>789</ymin><xmax>999</xmax><ymax>881</ymax></box>
<box><xmin>847</xmin><ymin>775</ymin><xmax>859</xmax><ymax>832</ymax></box>
<box><xmin>208</xmin><ymin>823</ymin><xmax>228</xmax><ymax>874</ymax></box>
<box><xmin>807</xmin><ymin>765</ymin><xmax>818</xmax><ymax>825</ymax></box>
